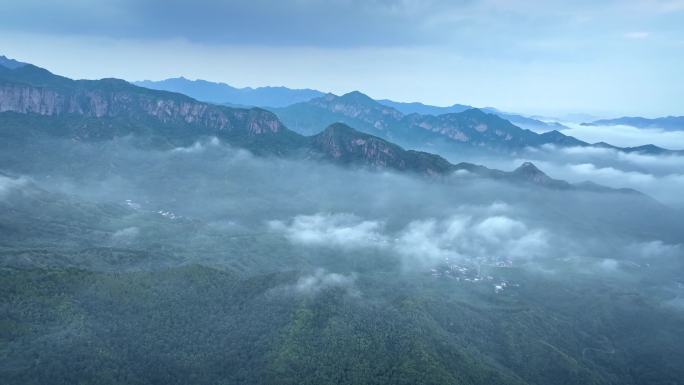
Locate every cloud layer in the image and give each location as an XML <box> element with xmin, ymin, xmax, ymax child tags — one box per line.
<box><xmin>269</xmin><ymin>214</ymin><xmax>387</xmax><ymax>250</ymax></box>
<box><xmin>4</xmin><ymin>134</ymin><xmax>682</xmax><ymax>281</ymax></box>
<box><xmin>290</xmin><ymin>269</ymin><xmax>359</xmax><ymax>296</ymax></box>
<box><xmin>507</xmin><ymin>144</ymin><xmax>684</xmax><ymax>207</ymax></box>
<box><xmin>270</xmin><ymin>210</ymin><xmax>552</xmax><ymax>271</ymax></box>
<box><xmin>559</xmin><ymin>123</ymin><xmax>684</xmax><ymax>149</ymax></box>
<box><xmin>269</xmin><ymin>208</ymin><xmax>682</xmax><ymax>280</ymax></box>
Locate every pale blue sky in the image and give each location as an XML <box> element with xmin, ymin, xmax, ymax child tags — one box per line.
<box><xmin>1</xmin><ymin>0</ymin><xmax>682</xmax><ymax>117</ymax></box>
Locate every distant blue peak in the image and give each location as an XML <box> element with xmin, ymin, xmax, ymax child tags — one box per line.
<box><xmin>0</xmin><ymin>55</ymin><xmax>28</xmax><ymax>70</ymax></box>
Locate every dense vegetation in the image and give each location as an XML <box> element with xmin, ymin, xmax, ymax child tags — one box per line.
<box><xmin>3</xmin><ymin>262</ymin><xmax>684</xmax><ymax>384</ymax></box>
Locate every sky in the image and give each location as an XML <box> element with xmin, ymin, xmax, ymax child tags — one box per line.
<box><xmin>0</xmin><ymin>0</ymin><xmax>682</xmax><ymax>117</ymax></box>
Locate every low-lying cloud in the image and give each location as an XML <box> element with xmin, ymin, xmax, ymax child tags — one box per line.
<box><xmin>4</xmin><ymin>134</ymin><xmax>682</xmax><ymax>280</ymax></box>
<box><xmin>503</xmin><ymin>144</ymin><xmax>684</xmax><ymax>207</ymax></box>
<box><xmin>269</xmin><ymin>199</ymin><xmax>683</xmax><ymax>279</ymax></box>
<box><xmin>282</xmin><ymin>269</ymin><xmax>359</xmax><ymax>297</ymax></box>
<box><xmin>559</xmin><ymin>123</ymin><xmax>684</xmax><ymax>150</ymax></box>
<box><xmin>395</xmin><ymin>215</ymin><xmax>550</xmax><ymax>269</ymax></box>
<box><xmin>269</xmin><ymin>214</ymin><xmax>387</xmax><ymax>250</ymax></box>
<box><xmin>270</xmin><ymin>210</ymin><xmax>551</xmax><ymax>271</ymax></box>
<box><xmin>171</xmin><ymin>137</ymin><xmax>220</xmax><ymax>154</ymax></box>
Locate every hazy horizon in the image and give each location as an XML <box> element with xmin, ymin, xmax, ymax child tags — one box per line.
<box><xmin>1</xmin><ymin>0</ymin><xmax>683</xmax><ymax>117</ymax></box>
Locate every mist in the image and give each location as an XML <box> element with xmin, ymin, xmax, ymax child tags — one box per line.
<box><xmin>559</xmin><ymin>122</ymin><xmax>684</xmax><ymax>149</ymax></box>
<box><xmin>3</xmin><ymin>133</ymin><xmax>682</xmax><ymax>275</ymax></box>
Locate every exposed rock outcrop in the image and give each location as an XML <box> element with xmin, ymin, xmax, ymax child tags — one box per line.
<box><xmin>0</xmin><ymin>66</ymin><xmax>286</xmax><ymax>136</ymax></box>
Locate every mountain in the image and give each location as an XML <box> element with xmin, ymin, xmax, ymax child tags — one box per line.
<box><xmin>273</xmin><ymin>92</ymin><xmax>586</xmax><ymax>153</ymax></box>
<box><xmin>0</xmin><ymin>61</ymin><xmax>514</xmax><ymax>180</ymax></box>
<box><xmin>509</xmin><ymin>161</ymin><xmax>572</xmax><ymax>189</ymax></box>
<box><xmin>271</xmin><ymin>91</ymin><xmax>404</xmax><ymax>138</ymax></box>
<box><xmin>480</xmin><ymin>107</ymin><xmax>569</xmax><ymax>132</ymax></box>
<box><xmin>135</xmin><ymin>76</ymin><xmax>565</xmax><ymax>132</ymax></box>
<box><xmin>583</xmin><ymin>116</ymin><xmax>684</xmax><ymax>131</ymax></box>
<box><xmin>400</xmin><ymin>108</ymin><xmax>585</xmax><ymax>149</ymax></box>
<box><xmin>274</xmin><ymin>91</ymin><xmax>684</xmax><ymax>155</ymax></box>
<box><xmin>0</xmin><ymin>58</ymin><xmax>660</xmax><ymax>194</ymax></box>
<box><xmin>452</xmin><ymin>161</ymin><xmax>587</xmax><ymax>190</ymax></box>
<box><xmin>0</xmin><ymin>62</ymin><xmax>307</xmax><ymax>154</ymax></box>
<box><xmin>377</xmin><ymin>99</ymin><xmax>472</xmax><ymax>115</ymax></box>
<box><xmin>308</xmin><ymin>124</ymin><xmax>638</xmax><ymax>193</ymax></box>
<box><xmin>310</xmin><ymin>123</ymin><xmax>454</xmax><ymax>176</ymax></box>
<box><xmin>0</xmin><ymin>55</ymin><xmax>27</xmax><ymax>70</ymax></box>
<box><xmin>134</xmin><ymin>77</ymin><xmax>325</xmax><ymax>107</ymax></box>
<box><xmin>377</xmin><ymin>99</ymin><xmax>566</xmax><ymax>131</ymax></box>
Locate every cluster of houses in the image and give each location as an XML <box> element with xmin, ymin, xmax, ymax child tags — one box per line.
<box><xmin>125</xmin><ymin>199</ymin><xmax>181</xmax><ymax>220</ymax></box>
<box><xmin>429</xmin><ymin>255</ymin><xmax>516</xmax><ymax>294</ymax></box>
<box><xmin>157</xmin><ymin>210</ymin><xmax>179</xmax><ymax>220</ymax></box>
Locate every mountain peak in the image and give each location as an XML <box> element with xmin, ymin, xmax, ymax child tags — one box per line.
<box><xmin>513</xmin><ymin>161</ymin><xmax>552</xmax><ymax>182</ymax></box>
<box><xmin>514</xmin><ymin>161</ymin><xmax>542</xmax><ymax>174</ymax></box>
<box><xmin>310</xmin><ymin>123</ymin><xmax>452</xmax><ymax>175</ymax></box>
<box><xmin>0</xmin><ymin>55</ymin><xmax>27</xmax><ymax>70</ymax></box>
<box><xmin>461</xmin><ymin>108</ymin><xmax>488</xmax><ymax>116</ymax></box>
<box><xmin>134</xmin><ymin>78</ymin><xmax>323</xmax><ymax>107</ymax></box>
<box><xmin>323</xmin><ymin>122</ymin><xmax>359</xmax><ymax>135</ymax></box>
<box><xmin>510</xmin><ymin>161</ymin><xmax>573</xmax><ymax>189</ymax></box>
<box><xmin>339</xmin><ymin>90</ymin><xmax>376</xmax><ymax>104</ymax></box>
<box><xmin>376</xmin><ymin>99</ymin><xmax>473</xmax><ymax>115</ymax></box>
<box><xmin>315</xmin><ymin>122</ymin><xmax>366</xmax><ymax>140</ymax></box>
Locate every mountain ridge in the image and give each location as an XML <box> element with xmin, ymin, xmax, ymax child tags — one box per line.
<box><xmin>273</xmin><ymin>92</ymin><xmax>588</xmax><ymax>153</ymax></box>
<box><xmin>308</xmin><ymin>123</ymin><xmax>649</xmax><ymax>195</ymax></box>
<box><xmin>134</xmin><ymin>77</ymin><xmax>325</xmax><ymax>108</ymax></box>
<box><xmin>0</xmin><ymin>57</ymin><xmax>661</xmax><ymax>195</ymax></box>
<box><xmin>134</xmin><ymin>77</ymin><xmax>568</xmax><ymax>131</ymax></box>
<box><xmin>273</xmin><ymin>91</ymin><xmax>681</xmax><ymax>155</ymax></box>
<box><xmin>0</xmin><ymin>64</ymin><xmax>291</xmax><ymax>136</ymax></box>
<box><xmin>0</xmin><ymin>55</ymin><xmax>27</xmax><ymax>70</ymax></box>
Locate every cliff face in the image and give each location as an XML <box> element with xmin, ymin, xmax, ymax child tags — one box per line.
<box><xmin>0</xmin><ymin>67</ymin><xmax>285</xmax><ymax>136</ymax></box>
<box><xmin>0</xmin><ymin>84</ymin><xmax>66</xmax><ymax>116</ymax></box>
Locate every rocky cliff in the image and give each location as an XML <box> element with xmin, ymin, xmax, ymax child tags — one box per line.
<box><xmin>310</xmin><ymin>123</ymin><xmax>454</xmax><ymax>175</ymax></box>
<box><xmin>0</xmin><ymin>65</ymin><xmax>286</xmax><ymax>136</ymax></box>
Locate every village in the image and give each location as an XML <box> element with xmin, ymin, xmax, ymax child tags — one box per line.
<box><xmin>429</xmin><ymin>255</ymin><xmax>518</xmax><ymax>294</ymax></box>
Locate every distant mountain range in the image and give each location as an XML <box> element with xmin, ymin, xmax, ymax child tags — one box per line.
<box><xmin>134</xmin><ymin>77</ymin><xmax>325</xmax><ymax>108</ymax></box>
<box><xmin>0</xmin><ymin>56</ymin><xmax>649</xmax><ymax>194</ymax></box>
<box><xmin>135</xmin><ymin>77</ymin><xmax>566</xmax><ymax>131</ymax></box>
<box><xmin>272</xmin><ymin>91</ymin><xmax>588</xmax><ymax>154</ymax></box>
<box><xmin>311</xmin><ymin>123</ymin><xmax>620</xmax><ymax>191</ymax></box>
<box><xmin>479</xmin><ymin>107</ymin><xmax>569</xmax><ymax>132</ymax></box>
<box><xmin>375</xmin><ymin>99</ymin><xmax>472</xmax><ymax>115</ymax></box>
<box><xmin>583</xmin><ymin>116</ymin><xmax>684</xmax><ymax>131</ymax></box>
<box><xmin>377</xmin><ymin>99</ymin><xmax>567</xmax><ymax>131</ymax></box>
<box><xmin>272</xmin><ymin>91</ymin><xmax>684</xmax><ymax>155</ymax></box>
